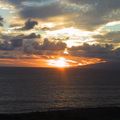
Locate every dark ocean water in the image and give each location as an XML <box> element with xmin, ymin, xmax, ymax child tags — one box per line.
<box><xmin>0</xmin><ymin>63</ymin><xmax>120</xmax><ymax>113</ymax></box>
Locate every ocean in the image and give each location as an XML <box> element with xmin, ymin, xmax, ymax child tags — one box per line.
<box><xmin>0</xmin><ymin>62</ymin><xmax>120</xmax><ymax>113</ymax></box>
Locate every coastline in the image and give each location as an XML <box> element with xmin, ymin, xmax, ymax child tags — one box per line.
<box><xmin>0</xmin><ymin>107</ymin><xmax>120</xmax><ymax>120</ymax></box>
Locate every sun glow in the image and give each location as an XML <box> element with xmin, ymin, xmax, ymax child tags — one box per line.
<box><xmin>0</xmin><ymin>56</ymin><xmax>105</xmax><ymax>68</ymax></box>
<box><xmin>48</xmin><ymin>57</ymin><xmax>70</xmax><ymax>68</ymax></box>
<box><xmin>47</xmin><ymin>55</ymin><xmax>105</xmax><ymax>68</ymax></box>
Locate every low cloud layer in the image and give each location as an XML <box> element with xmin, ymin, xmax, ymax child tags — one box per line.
<box><xmin>22</xmin><ymin>19</ymin><xmax>38</xmax><ymax>30</ymax></box>
<box><xmin>93</xmin><ymin>31</ymin><xmax>120</xmax><ymax>44</ymax></box>
<box><xmin>0</xmin><ymin>33</ymin><xmax>67</xmax><ymax>54</ymax></box>
<box><xmin>0</xmin><ymin>34</ymin><xmax>120</xmax><ymax>60</ymax></box>
<box><xmin>23</xmin><ymin>38</ymin><xmax>67</xmax><ymax>54</ymax></box>
<box><xmin>69</xmin><ymin>43</ymin><xmax>120</xmax><ymax>60</ymax></box>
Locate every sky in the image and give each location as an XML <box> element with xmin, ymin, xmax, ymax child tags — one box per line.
<box><xmin>0</xmin><ymin>0</ymin><xmax>120</xmax><ymax>67</ymax></box>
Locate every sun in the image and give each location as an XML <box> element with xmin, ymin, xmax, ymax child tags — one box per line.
<box><xmin>48</xmin><ymin>57</ymin><xmax>70</xmax><ymax>68</ymax></box>
<box><xmin>47</xmin><ymin>55</ymin><xmax>105</xmax><ymax>68</ymax></box>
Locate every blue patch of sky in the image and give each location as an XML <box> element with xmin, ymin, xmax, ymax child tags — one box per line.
<box><xmin>22</xmin><ymin>0</ymin><xmax>59</xmax><ymax>7</ymax></box>
<box><xmin>105</xmin><ymin>24</ymin><xmax>120</xmax><ymax>32</ymax></box>
<box><xmin>0</xmin><ymin>9</ymin><xmax>13</xmax><ymax>29</ymax></box>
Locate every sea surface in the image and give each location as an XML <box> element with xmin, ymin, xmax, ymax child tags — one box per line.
<box><xmin>0</xmin><ymin>62</ymin><xmax>120</xmax><ymax>113</ymax></box>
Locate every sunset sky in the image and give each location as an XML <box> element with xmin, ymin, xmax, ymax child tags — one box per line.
<box><xmin>0</xmin><ymin>0</ymin><xmax>120</xmax><ymax>67</ymax></box>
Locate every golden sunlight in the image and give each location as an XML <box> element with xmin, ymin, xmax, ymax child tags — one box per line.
<box><xmin>48</xmin><ymin>57</ymin><xmax>70</xmax><ymax>68</ymax></box>
<box><xmin>0</xmin><ymin>55</ymin><xmax>105</xmax><ymax>68</ymax></box>
<box><xmin>47</xmin><ymin>55</ymin><xmax>105</xmax><ymax>68</ymax></box>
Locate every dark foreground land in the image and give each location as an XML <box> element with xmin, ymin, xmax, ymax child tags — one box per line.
<box><xmin>0</xmin><ymin>107</ymin><xmax>120</xmax><ymax>120</ymax></box>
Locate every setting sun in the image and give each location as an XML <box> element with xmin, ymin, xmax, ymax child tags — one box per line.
<box><xmin>48</xmin><ymin>57</ymin><xmax>70</xmax><ymax>68</ymax></box>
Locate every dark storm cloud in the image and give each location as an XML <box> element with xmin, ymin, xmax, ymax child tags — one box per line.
<box><xmin>0</xmin><ymin>16</ymin><xmax>3</xmax><ymax>26</ymax></box>
<box><xmin>22</xmin><ymin>19</ymin><xmax>38</xmax><ymax>30</ymax></box>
